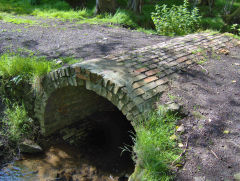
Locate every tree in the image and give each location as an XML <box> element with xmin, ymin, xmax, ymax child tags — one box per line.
<box><xmin>95</xmin><ymin>0</ymin><xmax>117</xmax><ymax>14</ymax></box>
<box><xmin>128</xmin><ymin>0</ymin><xmax>143</xmax><ymax>14</ymax></box>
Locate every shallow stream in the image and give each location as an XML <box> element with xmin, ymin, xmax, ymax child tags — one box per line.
<box><xmin>0</xmin><ymin>111</ymin><xmax>134</xmax><ymax>181</ymax></box>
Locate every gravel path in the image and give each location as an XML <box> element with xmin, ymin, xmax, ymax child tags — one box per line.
<box><xmin>0</xmin><ymin>18</ymin><xmax>170</xmax><ymax>60</ymax></box>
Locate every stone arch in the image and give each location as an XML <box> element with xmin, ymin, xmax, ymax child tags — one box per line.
<box><xmin>34</xmin><ymin>62</ymin><xmax>143</xmax><ymax>136</ymax></box>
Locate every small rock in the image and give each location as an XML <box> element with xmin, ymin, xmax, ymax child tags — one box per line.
<box><xmin>19</xmin><ymin>139</ymin><xmax>43</xmax><ymax>154</ymax></box>
<box><xmin>177</xmin><ymin>124</ymin><xmax>185</xmax><ymax>132</ymax></box>
<box><xmin>167</xmin><ymin>102</ymin><xmax>180</xmax><ymax>112</ymax></box>
<box><xmin>56</xmin><ymin>60</ymin><xmax>63</xmax><ymax>65</ymax></box>
<box><xmin>234</xmin><ymin>172</ymin><xmax>240</xmax><ymax>181</ymax></box>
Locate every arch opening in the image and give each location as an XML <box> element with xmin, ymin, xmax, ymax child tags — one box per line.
<box><xmin>44</xmin><ymin>85</ymin><xmax>135</xmax><ymax>178</ymax></box>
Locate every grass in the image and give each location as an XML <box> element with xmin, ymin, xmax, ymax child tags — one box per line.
<box><xmin>130</xmin><ymin>106</ymin><xmax>181</xmax><ymax>181</ymax></box>
<box><xmin>0</xmin><ymin>53</ymin><xmax>59</xmax><ymax>80</ymax></box>
<box><xmin>0</xmin><ymin>12</ymin><xmax>38</xmax><ymax>25</ymax></box>
<box><xmin>2</xmin><ymin>102</ymin><xmax>33</xmax><ymax>141</ymax></box>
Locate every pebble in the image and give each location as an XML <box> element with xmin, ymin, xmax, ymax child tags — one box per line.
<box><xmin>177</xmin><ymin>124</ymin><xmax>185</xmax><ymax>132</ymax></box>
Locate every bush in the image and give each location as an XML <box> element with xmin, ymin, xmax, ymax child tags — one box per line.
<box><xmin>151</xmin><ymin>0</ymin><xmax>201</xmax><ymax>36</ymax></box>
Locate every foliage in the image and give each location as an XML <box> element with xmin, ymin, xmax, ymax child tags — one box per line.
<box><xmin>132</xmin><ymin>106</ymin><xmax>181</xmax><ymax>181</ymax></box>
<box><xmin>231</xmin><ymin>23</ymin><xmax>240</xmax><ymax>35</ymax></box>
<box><xmin>2</xmin><ymin>101</ymin><xmax>34</xmax><ymax>142</ymax></box>
<box><xmin>0</xmin><ymin>0</ymin><xmax>240</xmax><ymax>34</ymax></box>
<box><xmin>0</xmin><ymin>53</ymin><xmax>59</xmax><ymax>104</ymax></box>
<box><xmin>151</xmin><ymin>0</ymin><xmax>201</xmax><ymax>36</ymax></box>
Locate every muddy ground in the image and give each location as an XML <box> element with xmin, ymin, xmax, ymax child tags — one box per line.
<box><xmin>0</xmin><ymin>16</ymin><xmax>240</xmax><ymax>181</ymax></box>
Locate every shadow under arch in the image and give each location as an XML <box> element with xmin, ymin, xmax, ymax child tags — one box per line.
<box><xmin>34</xmin><ymin>61</ymin><xmax>143</xmax><ymax>136</ymax></box>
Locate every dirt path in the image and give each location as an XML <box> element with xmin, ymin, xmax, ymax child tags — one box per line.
<box><xmin>0</xmin><ymin>17</ymin><xmax>170</xmax><ymax>60</ymax></box>
<box><xmin>161</xmin><ymin>46</ymin><xmax>240</xmax><ymax>180</ymax></box>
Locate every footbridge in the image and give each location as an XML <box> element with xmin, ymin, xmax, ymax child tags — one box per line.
<box><xmin>33</xmin><ymin>33</ymin><xmax>239</xmax><ymax>135</ymax></box>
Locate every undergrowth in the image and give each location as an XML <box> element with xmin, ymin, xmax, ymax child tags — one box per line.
<box><xmin>151</xmin><ymin>0</ymin><xmax>201</xmax><ymax>36</ymax></box>
<box><xmin>2</xmin><ymin>102</ymin><xmax>34</xmax><ymax>142</ymax></box>
<box><xmin>131</xmin><ymin>106</ymin><xmax>181</xmax><ymax>181</ymax></box>
<box><xmin>0</xmin><ymin>53</ymin><xmax>57</xmax><ymax>142</ymax></box>
<box><xmin>0</xmin><ymin>52</ymin><xmax>82</xmax><ymax>142</ymax></box>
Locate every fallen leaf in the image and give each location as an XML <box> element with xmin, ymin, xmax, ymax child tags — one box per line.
<box><xmin>224</xmin><ymin>130</ymin><xmax>230</xmax><ymax>134</ymax></box>
<box><xmin>176</xmin><ymin>164</ymin><xmax>183</xmax><ymax>167</ymax></box>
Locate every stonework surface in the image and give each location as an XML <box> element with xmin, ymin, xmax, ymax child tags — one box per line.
<box><xmin>34</xmin><ymin>32</ymin><xmax>240</xmax><ymax>135</ymax></box>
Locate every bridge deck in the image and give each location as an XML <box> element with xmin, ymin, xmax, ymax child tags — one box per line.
<box><xmin>34</xmin><ymin>33</ymin><xmax>240</xmax><ymax>135</ymax></box>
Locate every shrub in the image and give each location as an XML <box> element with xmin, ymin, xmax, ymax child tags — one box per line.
<box><xmin>151</xmin><ymin>0</ymin><xmax>201</xmax><ymax>36</ymax></box>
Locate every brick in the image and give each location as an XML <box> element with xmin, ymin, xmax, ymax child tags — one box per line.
<box><xmin>145</xmin><ymin>69</ymin><xmax>159</xmax><ymax>76</ymax></box>
<box><xmin>143</xmin><ymin>76</ymin><xmax>158</xmax><ymax>83</ymax></box>
<box><xmin>126</xmin><ymin>102</ymin><xmax>135</xmax><ymax>111</ymax></box>
<box><xmin>134</xmin><ymin>88</ymin><xmax>145</xmax><ymax>96</ymax></box>
<box><xmin>155</xmin><ymin>77</ymin><xmax>168</xmax><ymax>85</ymax></box>
<box><xmin>132</xmin><ymin>81</ymin><xmax>145</xmax><ymax>89</ymax></box>
<box><xmin>185</xmin><ymin>60</ymin><xmax>193</xmax><ymax>65</ymax></box>
<box><xmin>141</xmin><ymin>81</ymin><xmax>158</xmax><ymax>92</ymax></box>
<box><xmin>177</xmin><ymin>56</ymin><xmax>188</xmax><ymax>63</ymax></box>
<box><xmin>168</xmin><ymin>61</ymin><xmax>178</xmax><ymax>67</ymax></box>
<box><xmin>76</xmin><ymin>74</ymin><xmax>89</xmax><ymax>81</ymax></box>
<box><xmin>135</xmin><ymin>67</ymin><xmax>148</xmax><ymax>73</ymax></box>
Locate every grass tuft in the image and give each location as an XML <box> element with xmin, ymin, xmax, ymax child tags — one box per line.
<box><xmin>0</xmin><ymin>53</ymin><xmax>58</xmax><ymax>80</ymax></box>
<box><xmin>131</xmin><ymin>106</ymin><xmax>181</xmax><ymax>181</ymax></box>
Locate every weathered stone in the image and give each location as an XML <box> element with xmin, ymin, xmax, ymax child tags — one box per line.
<box><xmin>166</xmin><ymin>102</ymin><xmax>181</xmax><ymax>112</ymax></box>
<box><xmin>19</xmin><ymin>140</ymin><xmax>43</xmax><ymax>154</ymax></box>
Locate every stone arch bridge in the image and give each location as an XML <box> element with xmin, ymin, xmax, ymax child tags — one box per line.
<box><xmin>34</xmin><ymin>33</ymin><xmax>239</xmax><ymax>135</ymax></box>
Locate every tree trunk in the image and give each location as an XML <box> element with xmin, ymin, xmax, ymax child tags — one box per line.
<box><xmin>95</xmin><ymin>0</ymin><xmax>117</xmax><ymax>14</ymax></box>
<box><xmin>128</xmin><ymin>0</ymin><xmax>143</xmax><ymax>14</ymax></box>
<box><xmin>226</xmin><ymin>6</ymin><xmax>240</xmax><ymax>23</ymax></box>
